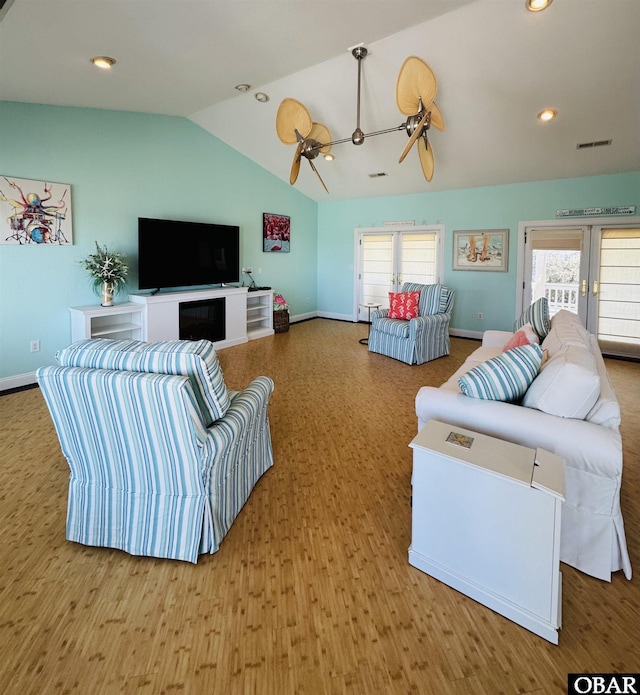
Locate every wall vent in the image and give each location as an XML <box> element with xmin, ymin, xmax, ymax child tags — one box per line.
<box><xmin>368</xmin><ymin>172</ymin><xmax>388</xmax><ymax>178</ymax></box>
<box><xmin>576</xmin><ymin>139</ymin><xmax>612</xmax><ymax>149</ymax></box>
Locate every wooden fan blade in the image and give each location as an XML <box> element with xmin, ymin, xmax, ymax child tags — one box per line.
<box><xmin>308</xmin><ymin>122</ymin><xmax>332</xmax><ymax>154</ymax></box>
<box><xmin>290</xmin><ymin>143</ymin><xmax>302</xmax><ymax>185</ymax></box>
<box><xmin>418</xmin><ymin>137</ymin><xmax>435</xmax><ymax>182</ymax></box>
<box><xmin>399</xmin><ymin>112</ymin><xmax>429</xmax><ymax>164</ymax></box>
<box><xmin>276</xmin><ymin>98</ymin><xmax>313</xmax><ymax>145</ymax></box>
<box><xmin>396</xmin><ymin>56</ymin><xmax>438</xmax><ymax>116</ymax></box>
<box><xmin>308</xmin><ymin>159</ymin><xmax>329</xmax><ymax>194</ymax></box>
<box><xmin>430</xmin><ymin>102</ymin><xmax>445</xmax><ymax>132</ymax></box>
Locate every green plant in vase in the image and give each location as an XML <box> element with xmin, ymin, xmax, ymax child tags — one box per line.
<box><xmin>81</xmin><ymin>241</ymin><xmax>129</xmax><ymax>307</ymax></box>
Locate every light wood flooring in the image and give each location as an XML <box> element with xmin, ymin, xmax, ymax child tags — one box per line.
<box><xmin>0</xmin><ymin>319</ymin><xmax>638</xmax><ymax>694</ymax></box>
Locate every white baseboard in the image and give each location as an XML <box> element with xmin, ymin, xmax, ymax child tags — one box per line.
<box><xmin>450</xmin><ymin>327</ymin><xmax>483</xmax><ymax>340</ymax></box>
<box><xmin>315</xmin><ymin>311</ymin><xmax>354</xmax><ymax>322</ymax></box>
<box><xmin>290</xmin><ymin>310</ymin><xmax>318</xmax><ymax>323</ymax></box>
<box><xmin>0</xmin><ymin>371</ymin><xmax>37</xmax><ymax>393</ymax></box>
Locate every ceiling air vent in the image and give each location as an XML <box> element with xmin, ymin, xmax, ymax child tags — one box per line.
<box><xmin>576</xmin><ymin>139</ymin><xmax>612</xmax><ymax>150</ymax></box>
<box><xmin>368</xmin><ymin>172</ymin><xmax>388</xmax><ymax>178</ymax></box>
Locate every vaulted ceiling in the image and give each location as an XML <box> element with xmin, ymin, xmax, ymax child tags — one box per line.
<box><xmin>1</xmin><ymin>0</ymin><xmax>639</xmax><ymax>202</ymax></box>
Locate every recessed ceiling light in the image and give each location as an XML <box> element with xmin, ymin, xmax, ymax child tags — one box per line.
<box><xmin>254</xmin><ymin>92</ymin><xmax>270</xmax><ymax>103</ymax></box>
<box><xmin>324</xmin><ymin>153</ymin><xmax>335</xmax><ymax>161</ymax></box>
<box><xmin>235</xmin><ymin>84</ymin><xmax>251</xmax><ymax>92</ymax></box>
<box><xmin>537</xmin><ymin>108</ymin><xmax>558</xmax><ymax>122</ymax></box>
<box><xmin>90</xmin><ymin>56</ymin><xmax>116</xmax><ymax>69</ymax></box>
<box><xmin>526</xmin><ymin>0</ymin><xmax>553</xmax><ymax>11</ymax></box>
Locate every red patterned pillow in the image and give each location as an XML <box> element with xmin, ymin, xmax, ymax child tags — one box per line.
<box><xmin>502</xmin><ymin>323</ymin><xmax>539</xmax><ymax>352</ymax></box>
<box><xmin>388</xmin><ymin>291</ymin><xmax>421</xmax><ymax>319</ymax></box>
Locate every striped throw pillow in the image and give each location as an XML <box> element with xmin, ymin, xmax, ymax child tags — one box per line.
<box><xmin>514</xmin><ymin>298</ymin><xmax>550</xmax><ymax>340</ymax></box>
<box><xmin>57</xmin><ymin>338</ymin><xmax>230</xmax><ymax>424</ymax></box>
<box><xmin>403</xmin><ymin>283</ymin><xmax>442</xmax><ymax>316</ymax></box>
<box><xmin>458</xmin><ymin>343</ymin><xmax>543</xmax><ymax>402</ymax></box>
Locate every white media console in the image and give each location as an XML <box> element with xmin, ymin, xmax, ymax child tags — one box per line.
<box><xmin>70</xmin><ymin>287</ymin><xmax>274</xmax><ymax>348</ymax></box>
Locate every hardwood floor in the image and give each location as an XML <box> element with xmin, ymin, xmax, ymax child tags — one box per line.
<box><xmin>0</xmin><ymin>319</ymin><xmax>637</xmax><ymax>694</ymax></box>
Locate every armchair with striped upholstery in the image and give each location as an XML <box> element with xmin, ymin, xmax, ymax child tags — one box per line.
<box><xmin>36</xmin><ymin>338</ymin><xmax>274</xmax><ymax>562</ymax></box>
<box><xmin>367</xmin><ymin>283</ymin><xmax>455</xmax><ymax>365</ymax></box>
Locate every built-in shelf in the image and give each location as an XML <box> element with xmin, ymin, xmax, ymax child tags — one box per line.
<box><xmin>246</xmin><ymin>290</ymin><xmax>274</xmax><ymax>340</ymax></box>
<box><xmin>70</xmin><ymin>303</ymin><xmax>144</xmax><ymax>342</ymax></box>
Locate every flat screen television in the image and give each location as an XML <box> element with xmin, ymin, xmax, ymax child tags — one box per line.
<box><xmin>138</xmin><ymin>217</ymin><xmax>240</xmax><ymax>291</ymax></box>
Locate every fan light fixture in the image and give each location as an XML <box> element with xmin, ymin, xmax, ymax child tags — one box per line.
<box><xmin>275</xmin><ymin>47</ymin><xmax>445</xmax><ymax>193</ymax></box>
<box><xmin>526</xmin><ymin>0</ymin><xmax>553</xmax><ymax>11</ymax></box>
<box><xmin>537</xmin><ymin>108</ymin><xmax>558</xmax><ymax>122</ymax></box>
<box><xmin>90</xmin><ymin>56</ymin><xmax>116</xmax><ymax>69</ymax></box>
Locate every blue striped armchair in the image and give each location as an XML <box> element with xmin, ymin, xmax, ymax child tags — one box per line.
<box><xmin>36</xmin><ymin>338</ymin><xmax>274</xmax><ymax>562</ymax></box>
<box><xmin>368</xmin><ymin>283</ymin><xmax>455</xmax><ymax>365</ymax></box>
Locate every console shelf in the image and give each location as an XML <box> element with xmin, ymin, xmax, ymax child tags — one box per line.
<box><xmin>71</xmin><ymin>289</ymin><xmax>275</xmax><ymax>347</ymax></box>
<box><xmin>70</xmin><ymin>303</ymin><xmax>145</xmax><ymax>342</ymax></box>
<box><xmin>246</xmin><ymin>290</ymin><xmax>274</xmax><ymax>340</ymax></box>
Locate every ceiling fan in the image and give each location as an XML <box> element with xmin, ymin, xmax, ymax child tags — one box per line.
<box><xmin>275</xmin><ymin>48</ymin><xmax>445</xmax><ymax>193</ymax></box>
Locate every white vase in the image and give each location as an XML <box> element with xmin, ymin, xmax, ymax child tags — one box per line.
<box><xmin>101</xmin><ymin>281</ymin><xmax>115</xmax><ymax>307</ymax></box>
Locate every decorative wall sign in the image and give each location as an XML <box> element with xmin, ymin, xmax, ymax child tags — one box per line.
<box><xmin>0</xmin><ymin>176</ymin><xmax>72</xmax><ymax>244</ymax></box>
<box><xmin>556</xmin><ymin>206</ymin><xmax>635</xmax><ymax>217</ymax></box>
<box><xmin>263</xmin><ymin>213</ymin><xmax>290</xmax><ymax>252</ymax></box>
<box><xmin>453</xmin><ymin>229</ymin><xmax>509</xmax><ymax>272</ymax></box>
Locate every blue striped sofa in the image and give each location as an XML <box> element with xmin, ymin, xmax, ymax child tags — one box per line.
<box><xmin>367</xmin><ymin>283</ymin><xmax>455</xmax><ymax>365</ymax></box>
<box><xmin>36</xmin><ymin>338</ymin><xmax>274</xmax><ymax>563</ymax></box>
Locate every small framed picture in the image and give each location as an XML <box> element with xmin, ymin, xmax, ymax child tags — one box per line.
<box><xmin>453</xmin><ymin>229</ymin><xmax>509</xmax><ymax>272</ymax></box>
<box><xmin>446</xmin><ymin>431</ymin><xmax>474</xmax><ymax>449</ymax></box>
<box><xmin>263</xmin><ymin>213</ymin><xmax>290</xmax><ymax>253</ymax></box>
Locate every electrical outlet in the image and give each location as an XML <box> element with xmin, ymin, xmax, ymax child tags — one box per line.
<box><xmin>30</xmin><ymin>340</ymin><xmax>40</xmax><ymax>352</ymax></box>
<box><xmin>477</xmin><ymin>312</ymin><xmax>484</xmax><ymax>320</ymax></box>
<box><xmin>245</xmin><ymin>266</ymin><xmax>253</xmax><ymax>274</ymax></box>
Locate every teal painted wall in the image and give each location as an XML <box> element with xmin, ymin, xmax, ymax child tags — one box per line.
<box><xmin>2</xmin><ymin>99</ymin><xmax>638</xmax><ymax>384</ymax></box>
<box><xmin>317</xmin><ymin>172</ymin><xmax>640</xmax><ymax>330</ymax></box>
<box><xmin>0</xmin><ymin>101</ymin><xmax>317</xmax><ymax>381</ymax></box>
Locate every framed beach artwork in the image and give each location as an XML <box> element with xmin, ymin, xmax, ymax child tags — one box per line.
<box><xmin>263</xmin><ymin>213</ymin><xmax>290</xmax><ymax>253</ymax></box>
<box><xmin>453</xmin><ymin>229</ymin><xmax>508</xmax><ymax>272</ymax></box>
<box><xmin>0</xmin><ymin>176</ymin><xmax>73</xmax><ymax>245</ymax></box>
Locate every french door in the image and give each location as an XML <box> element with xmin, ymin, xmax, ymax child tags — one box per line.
<box><xmin>355</xmin><ymin>225</ymin><xmax>443</xmax><ymax>322</ymax></box>
<box><xmin>522</xmin><ymin>221</ymin><xmax>640</xmax><ymax>358</ymax></box>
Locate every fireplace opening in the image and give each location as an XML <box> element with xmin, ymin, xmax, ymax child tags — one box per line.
<box><xmin>179</xmin><ymin>297</ymin><xmax>225</xmax><ymax>342</ymax></box>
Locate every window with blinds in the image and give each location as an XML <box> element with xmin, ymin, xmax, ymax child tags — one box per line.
<box><xmin>598</xmin><ymin>228</ymin><xmax>640</xmax><ymax>353</ymax></box>
<box><xmin>360</xmin><ymin>231</ymin><xmax>438</xmax><ymax>309</ymax></box>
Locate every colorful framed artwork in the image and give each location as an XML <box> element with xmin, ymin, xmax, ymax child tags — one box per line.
<box><xmin>0</xmin><ymin>176</ymin><xmax>73</xmax><ymax>245</ymax></box>
<box><xmin>453</xmin><ymin>229</ymin><xmax>508</xmax><ymax>271</ymax></box>
<box><xmin>263</xmin><ymin>213</ymin><xmax>290</xmax><ymax>253</ymax></box>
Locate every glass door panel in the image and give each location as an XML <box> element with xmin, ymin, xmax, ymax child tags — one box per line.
<box><xmin>399</xmin><ymin>232</ymin><xmax>437</xmax><ymax>286</ymax></box>
<box><xmin>359</xmin><ymin>233</ymin><xmax>393</xmax><ymax>321</ymax></box>
<box><xmin>524</xmin><ymin>227</ymin><xmax>589</xmax><ymax>324</ymax></box>
<box><xmin>357</xmin><ymin>228</ymin><xmax>440</xmax><ymax>321</ymax></box>
<box><xmin>523</xmin><ymin>223</ymin><xmax>640</xmax><ymax>358</ymax></box>
<box><xmin>590</xmin><ymin>227</ymin><xmax>640</xmax><ymax>358</ymax></box>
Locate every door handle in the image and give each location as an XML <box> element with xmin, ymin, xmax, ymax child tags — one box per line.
<box><xmin>592</xmin><ymin>280</ymin><xmax>599</xmax><ymax>296</ymax></box>
<box><xmin>581</xmin><ymin>280</ymin><xmax>587</xmax><ymax>297</ymax></box>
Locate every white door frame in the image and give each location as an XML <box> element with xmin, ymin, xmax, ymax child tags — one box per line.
<box><xmin>516</xmin><ymin>215</ymin><xmax>640</xmax><ymax>321</ymax></box>
<box><xmin>353</xmin><ymin>224</ymin><xmax>445</xmax><ymax>321</ymax></box>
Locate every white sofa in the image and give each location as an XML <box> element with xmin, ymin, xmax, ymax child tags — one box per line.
<box><xmin>415</xmin><ymin>310</ymin><xmax>631</xmax><ymax>582</ymax></box>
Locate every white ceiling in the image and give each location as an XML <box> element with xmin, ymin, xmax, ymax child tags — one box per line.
<box><xmin>1</xmin><ymin>0</ymin><xmax>639</xmax><ymax>203</ymax></box>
